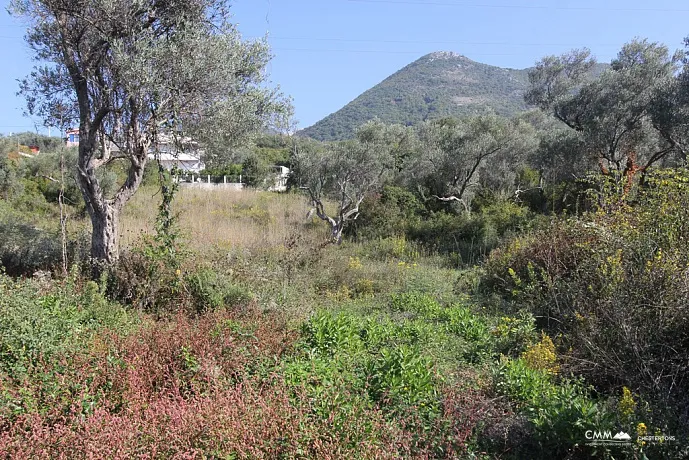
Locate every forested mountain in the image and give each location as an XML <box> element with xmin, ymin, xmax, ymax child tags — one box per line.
<box><xmin>300</xmin><ymin>51</ymin><xmax>532</xmax><ymax>141</ymax></box>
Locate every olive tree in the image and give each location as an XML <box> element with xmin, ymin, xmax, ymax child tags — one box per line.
<box><xmin>651</xmin><ymin>37</ymin><xmax>689</xmax><ymax>159</ymax></box>
<box><xmin>415</xmin><ymin>115</ymin><xmax>537</xmax><ymax>211</ymax></box>
<box><xmin>526</xmin><ymin>40</ymin><xmax>685</xmax><ymax>182</ymax></box>
<box><xmin>292</xmin><ymin>121</ymin><xmax>398</xmax><ymax>244</ymax></box>
<box><xmin>14</xmin><ymin>0</ymin><xmax>290</xmax><ymax>266</ymax></box>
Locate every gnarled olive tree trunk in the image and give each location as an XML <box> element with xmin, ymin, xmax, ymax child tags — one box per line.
<box><xmin>76</xmin><ymin>129</ymin><xmax>148</xmax><ymax>267</ymax></box>
<box><xmin>303</xmin><ymin>187</ymin><xmax>359</xmax><ymax>245</ymax></box>
<box><xmin>16</xmin><ymin>0</ymin><xmax>291</xmax><ymax>274</ymax></box>
<box><xmin>89</xmin><ymin>202</ymin><xmax>120</xmax><ymax>263</ymax></box>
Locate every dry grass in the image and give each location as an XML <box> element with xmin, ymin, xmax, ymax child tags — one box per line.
<box><xmin>120</xmin><ymin>186</ymin><xmax>330</xmax><ymax>253</ymax></box>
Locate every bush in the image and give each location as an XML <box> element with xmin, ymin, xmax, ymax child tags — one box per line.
<box><xmin>489</xmin><ymin>311</ymin><xmax>537</xmax><ymax>357</ymax></box>
<box><xmin>408</xmin><ymin>199</ymin><xmax>535</xmax><ymax>265</ymax></box>
<box><xmin>106</xmin><ymin>249</ymin><xmax>182</xmax><ymax>313</ymax></box>
<box><xmin>298</xmin><ymin>310</ymin><xmax>443</xmax><ymax>419</ymax></box>
<box><xmin>18</xmin><ymin>150</ymin><xmax>81</xmax><ymax>206</ymax></box>
<box><xmin>493</xmin><ymin>357</ymin><xmax>619</xmax><ymax>459</ymax></box>
<box><xmin>364</xmin><ymin>345</ymin><xmax>438</xmax><ymax>411</ymax></box>
<box><xmin>481</xmin><ymin>169</ymin><xmax>689</xmax><ymax>442</ymax></box>
<box><xmin>521</xmin><ymin>333</ymin><xmax>559</xmax><ymax>376</ymax></box>
<box><xmin>348</xmin><ymin>185</ymin><xmax>424</xmax><ymax>240</ymax></box>
<box><xmin>185</xmin><ymin>268</ymin><xmax>254</xmax><ymax>312</ymax></box>
<box><xmin>0</xmin><ymin>271</ymin><xmax>137</xmax><ymax>420</ymax></box>
<box><xmin>0</xmin><ymin>155</ymin><xmax>21</xmax><ymax>200</ymax></box>
<box><xmin>7</xmin><ymin>179</ymin><xmax>56</xmax><ymax>217</ymax></box>
<box><xmin>0</xmin><ymin>220</ymin><xmax>88</xmax><ymax>276</ymax></box>
<box><xmin>389</xmin><ymin>292</ymin><xmax>530</xmax><ymax>363</ymax></box>
<box><xmin>3</xmin><ymin>309</ymin><xmax>422</xmax><ymax>459</ymax></box>
<box><xmin>390</xmin><ymin>291</ymin><xmax>443</xmax><ymax>317</ymax></box>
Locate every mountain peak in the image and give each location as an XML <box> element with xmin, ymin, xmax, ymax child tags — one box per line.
<box><xmin>425</xmin><ymin>51</ymin><xmax>467</xmax><ymax>60</ymax></box>
<box><xmin>300</xmin><ymin>54</ymin><xmax>531</xmax><ymax>141</ymax></box>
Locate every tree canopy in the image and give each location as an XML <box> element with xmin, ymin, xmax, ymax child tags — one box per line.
<box><xmin>292</xmin><ymin>121</ymin><xmax>398</xmax><ymax>243</ymax></box>
<box><xmin>415</xmin><ymin>115</ymin><xmax>537</xmax><ymax>210</ymax></box>
<box><xmin>14</xmin><ymin>0</ymin><xmax>290</xmax><ymax>264</ymax></box>
<box><xmin>526</xmin><ymin>39</ymin><xmax>686</xmax><ymax>179</ymax></box>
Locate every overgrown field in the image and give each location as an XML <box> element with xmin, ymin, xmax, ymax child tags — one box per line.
<box><xmin>1</xmin><ymin>184</ymin><xmax>688</xmax><ymax>459</ymax></box>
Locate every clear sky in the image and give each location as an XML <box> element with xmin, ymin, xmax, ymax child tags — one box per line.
<box><xmin>0</xmin><ymin>0</ymin><xmax>688</xmax><ymax>135</ymax></box>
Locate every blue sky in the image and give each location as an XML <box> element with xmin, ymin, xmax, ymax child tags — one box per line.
<box><xmin>1</xmin><ymin>0</ymin><xmax>688</xmax><ymax>135</ymax></box>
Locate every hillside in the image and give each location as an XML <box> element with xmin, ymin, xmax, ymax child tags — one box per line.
<box><xmin>300</xmin><ymin>51</ymin><xmax>531</xmax><ymax>141</ymax></box>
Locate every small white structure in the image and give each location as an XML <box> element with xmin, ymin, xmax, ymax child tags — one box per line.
<box><xmin>269</xmin><ymin>166</ymin><xmax>290</xmax><ymax>192</ymax></box>
<box><xmin>148</xmin><ymin>133</ymin><xmax>205</xmax><ymax>173</ymax></box>
<box><xmin>150</xmin><ymin>152</ymin><xmax>205</xmax><ymax>173</ymax></box>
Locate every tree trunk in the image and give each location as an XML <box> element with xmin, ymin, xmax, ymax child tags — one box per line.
<box><xmin>76</xmin><ymin>133</ymin><xmax>147</xmax><ymax>273</ymax></box>
<box><xmin>90</xmin><ymin>203</ymin><xmax>120</xmax><ymax>265</ymax></box>
<box><xmin>331</xmin><ymin>220</ymin><xmax>344</xmax><ymax>245</ymax></box>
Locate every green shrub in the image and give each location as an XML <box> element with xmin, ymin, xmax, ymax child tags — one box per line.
<box><xmin>493</xmin><ymin>357</ymin><xmax>619</xmax><ymax>459</ymax></box>
<box><xmin>16</xmin><ymin>149</ymin><xmax>119</xmax><ymax>209</ymax></box>
<box><xmin>9</xmin><ymin>179</ymin><xmax>56</xmax><ymax>216</ymax></box>
<box><xmin>490</xmin><ymin>311</ymin><xmax>537</xmax><ymax>357</ymax></box>
<box><xmin>0</xmin><ymin>220</ymin><xmax>88</xmax><ymax>276</ymax></box>
<box><xmin>493</xmin><ymin>357</ymin><xmax>555</xmax><ymax>406</ymax></box>
<box><xmin>388</xmin><ymin>292</ymin><xmax>509</xmax><ymax>363</ymax></box>
<box><xmin>301</xmin><ymin>312</ymin><xmax>362</xmax><ymax>356</ymax></box>
<box><xmin>0</xmin><ymin>271</ymin><xmax>136</xmax><ymax>379</ymax></box>
<box><xmin>186</xmin><ymin>269</ymin><xmax>254</xmax><ymax>312</ymax></box>
<box><xmin>481</xmin><ymin>169</ymin><xmax>689</xmax><ymax>444</ymax></box>
<box><xmin>0</xmin><ymin>155</ymin><xmax>21</xmax><ymax>200</ymax></box>
<box><xmin>108</xmin><ymin>184</ymin><xmax>190</xmax><ymax>314</ymax></box>
<box><xmin>298</xmin><ymin>310</ymin><xmax>442</xmax><ymax>419</ymax></box>
<box><xmin>440</xmin><ymin>304</ymin><xmax>490</xmax><ymax>344</ymax></box>
<box><xmin>390</xmin><ymin>291</ymin><xmax>443</xmax><ymax>317</ymax></box>
<box><xmin>364</xmin><ymin>345</ymin><xmax>438</xmax><ymax>411</ymax></box>
<box><xmin>241</xmin><ymin>154</ymin><xmax>270</xmax><ymax>187</ymax></box>
<box><xmin>407</xmin><ymin>200</ymin><xmax>535</xmax><ymax>266</ymax></box>
<box><xmin>348</xmin><ymin>185</ymin><xmax>424</xmax><ymax>240</ymax></box>
<box><xmin>107</xmin><ymin>249</ymin><xmax>181</xmax><ymax>312</ymax></box>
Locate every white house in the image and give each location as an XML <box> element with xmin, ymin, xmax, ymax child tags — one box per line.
<box><xmin>268</xmin><ymin>165</ymin><xmax>290</xmax><ymax>192</ymax></box>
<box><xmin>148</xmin><ymin>133</ymin><xmax>205</xmax><ymax>173</ymax></box>
<box><xmin>149</xmin><ymin>152</ymin><xmax>205</xmax><ymax>173</ymax></box>
<box><xmin>65</xmin><ymin>129</ymin><xmax>205</xmax><ymax>173</ymax></box>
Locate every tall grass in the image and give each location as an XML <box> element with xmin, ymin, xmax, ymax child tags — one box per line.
<box><xmin>120</xmin><ymin>187</ymin><xmax>330</xmax><ymax>252</ymax></box>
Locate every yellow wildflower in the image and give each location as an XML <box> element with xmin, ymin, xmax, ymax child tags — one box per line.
<box><xmin>619</xmin><ymin>387</ymin><xmax>637</xmax><ymax>421</ymax></box>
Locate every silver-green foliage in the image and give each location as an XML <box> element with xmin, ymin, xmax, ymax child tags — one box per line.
<box><xmin>13</xmin><ymin>0</ymin><xmax>291</xmax><ymax>263</ymax></box>
<box><xmin>293</xmin><ymin>121</ymin><xmax>404</xmax><ymax>243</ymax></box>
<box><xmin>415</xmin><ymin>115</ymin><xmax>538</xmax><ymax>209</ymax></box>
<box><xmin>526</xmin><ymin>39</ymin><xmax>687</xmax><ymax>173</ymax></box>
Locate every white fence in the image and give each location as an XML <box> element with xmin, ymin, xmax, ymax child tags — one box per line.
<box><xmin>175</xmin><ymin>169</ymin><xmax>288</xmax><ymax>192</ymax></box>
<box><xmin>176</xmin><ymin>174</ymin><xmax>241</xmax><ymax>184</ymax></box>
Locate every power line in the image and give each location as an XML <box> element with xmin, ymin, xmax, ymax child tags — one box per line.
<box><xmin>274</xmin><ymin>47</ymin><xmax>435</xmax><ymax>54</ymax></box>
<box><xmin>269</xmin><ymin>36</ymin><xmax>623</xmax><ymax>47</ymax></box>
<box><xmin>272</xmin><ymin>47</ymin><xmax>617</xmax><ymax>60</ymax></box>
<box><xmin>346</xmin><ymin>0</ymin><xmax>689</xmax><ymax>12</ymax></box>
<box><xmin>0</xmin><ymin>31</ymin><xmax>657</xmax><ymax>53</ymax></box>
